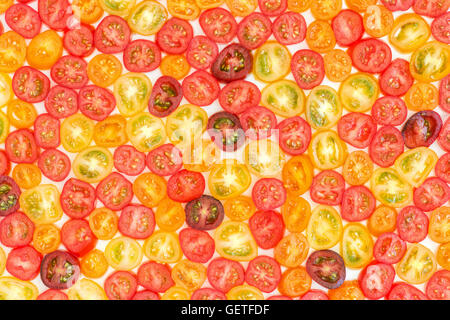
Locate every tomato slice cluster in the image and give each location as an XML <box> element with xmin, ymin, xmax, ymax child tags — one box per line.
<box><xmin>0</xmin><ymin>0</ymin><xmax>448</xmax><ymax>301</ymax></box>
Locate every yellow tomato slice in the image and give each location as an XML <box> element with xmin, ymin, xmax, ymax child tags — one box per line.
<box><xmin>114</xmin><ymin>73</ymin><xmax>152</xmax><ymax>117</ymax></box>
<box><xmin>172</xmin><ymin>260</ymin><xmax>207</xmax><ymax>291</ymax></box>
<box><xmin>0</xmin><ymin>73</ymin><xmax>12</xmax><ymax>107</ymax></box>
<box><xmin>339</xmin><ymin>73</ymin><xmax>379</xmax><ymax>112</ymax></box>
<box><xmin>226</xmin><ymin>285</ymin><xmax>264</xmax><ymax>300</ymax></box>
<box><xmin>396</xmin><ymin>243</ymin><xmax>437</xmax><ymax>284</ymax></box>
<box><xmin>20</xmin><ymin>185</ymin><xmax>63</xmax><ymax>225</ymax></box>
<box><xmin>370</xmin><ymin>168</ymin><xmax>413</xmax><ymax>208</ymax></box>
<box><xmin>208</xmin><ymin>161</ymin><xmax>252</xmax><ymax>200</ymax></box>
<box><xmin>0</xmin><ymin>277</ymin><xmax>38</xmax><ymax>300</ymax></box>
<box><xmin>128</xmin><ymin>1</ymin><xmax>168</xmax><ymax>35</ymax></box>
<box><xmin>0</xmin><ymin>32</ymin><xmax>26</xmax><ymax>73</ymax></box>
<box><xmin>72</xmin><ymin>147</ymin><xmax>113</xmax><ymax>183</ymax></box>
<box><xmin>214</xmin><ymin>221</ymin><xmax>258</xmax><ymax>262</ymax></box>
<box><xmin>394</xmin><ymin>147</ymin><xmax>438</xmax><ymax>188</ymax></box>
<box><xmin>166</xmin><ymin>104</ymin><xmax>208</xmax><ymax>146</ymax></box>
<box><xmin>260</xmin><ymin>80</ymin><xmax>305</xmax><ymax>117</ymax></box>
<box><xmin>105</xmin><ymin>237</ymin><xmax>143</xmax><ymax>270</ymax></box>
<box><xmin>306</xmin><ymin>85</ymin><xmax>342</xmax><ymax>129</ymax></box>
<box><xmin>68</xmin><ymin>279</ymin><xmax>108</xmax><ymax>300</ymax></box>
<box><xmin>308</xmin><ymin>129</ymin><xmax>347</xmax><ymax>170</ymax></box>
<box><xmin>389</xmin><ymin>13</ymin><xmax>430</xmax><ymax>53</ymax></box>
<box><xmin>306</xmin><ymin>205</ymin><xmax>343</xmax><ymax>250</ymax></box>
<box><xmin>133</xmin><ymin>172</ymin><xmax>167</xmax><ymax>208</ymax></box>
<box><xmin>340</xmin><ymin>223</ymin><xmax>373</xmax><ymax>269</ymax></box>
<box><xmin>99</xmin><ymin>0</ymin><xmax>136</xmax><ymax>17</ymax></box>
<box><xmin>143</xmin><ymin>231</ymin><xmax>182</xmax><ymax>264</ymax></box>
<box><xmin>60</xmin><ymin>113</ymin><xmax>95</xmax><ymax>153</ymax></box>
<box><xmin>244</xmin><ymin>139</ymin><xmax>285</xmax><ymax>177</ymax></box>
<box><xmin>253</xmin><ymin>41</ymin><xmax>291</xmax><ymax>83</ymax></box>
<box><xmin>410</xmin><ymin>41</ymin><xmax>450</xmax><ymax>82</ymax></box>
<box><xmin>126</xmin><ymin>112</ymin><xmax>166</xmax><ymax>152</ymax></box>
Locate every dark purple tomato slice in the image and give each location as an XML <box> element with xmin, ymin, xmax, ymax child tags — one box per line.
<box><xmin>0</xmin><ymin>176</ymin><xmax>21</xmax><ymax>217</ymax></box>
<box><xmin>211</xmin><ymin>43</ymin><xmax>253</xmax><ymax>83</ymax></box>
<box><xmin>207</xmin><ymin>111</ymin><xmax>245</xmax><ymax>151</ymax></box>
<box><xmin>306</xmin><ymin>250</ymin><xmax>346</xmax><ymax>289</ymax></box>
<box><xmin>40</xmin><ymin>250</ymin><xmax>80</xmax><ymax>289</ymax></box>
<box><xmin>148</xmin><ymin>76</ymin><xmax>182</xmax><ymax>118</ymax></box>
<box><xmin>402</xmin><ymin>110</ymin><xmax>442</xmax><ymax>148</ymax></box>
<box><xmin>184</xmin><ymin>195</ymin><xmax>224</xmax><ymax>231</ymax></box>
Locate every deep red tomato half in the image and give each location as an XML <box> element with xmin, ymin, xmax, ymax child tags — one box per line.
<box><xmin>113</xmin><ymin>145</ymin><xmax>146</xmax><ymax>176</ymax></box>
<box><xmin>359</xmin><ymin>262</ymin><xmax>395</xmax><ymax>300</ymax></box>
<box><xmin>369</xmin><ymin>126</ymin><xmax>404</xmax><ymax>167</ymax></box>
<box><xmin>94</xmin><ymin>15</ymin><xmax>131</xmax><ymax>54</ymax></box>
<box><xmin>63</xmin><ymin>24</ymin><xmax>95</xmax><ymax>57</ymax></box>
<box><xmin>291</xmin><ymin>49</ymin><xmax>325</xmax><ymax>90</ymax></box>
<box><xmin>249</xmin><ymin>210</ymin><xmax>285</xmax><ymax>249</ymax></box>
<box><xmin>0</xmin><ymin>176</ymin><xmax>21</xmax><ymax>217</ymax></box>
<box><xmin>207</xmin><ymin>111</ymin><xmax>245</xmax><ymax>151</ymax></box>
<box><xmin>402</xmin><ymin>111</ymin><xmax>442</xmax><ymax>149</ymax></box>
<box><xmin>373</xmin><ymin>232</ymin><xmax>406</xmax><ymax>264</ymax></box>
<box><xmin>207</xmin><ymin>258</ymin><xmax>245</xmax><ymax>293</ymax></box>
<box><xmin>211</xmin><ymin>43</ymin><xmax>253</xmax><ymax>82</ymax></box>
<box><xmin>6</xmin><ymin>246</ymin><xmax>41</xmax><ymax>281</ymax></box>
<box><xmin>148</xmin><ymin>76</ymin><xmax>183</xmax><ymax>118</ymax></box>
<box><xmin>104</xmin><ymin>271</ymin><xmax>138</xmax><ymax>300</ymax></box>
<box><xmin>45</xmin><ymin>85</ymin><xmax>78</xmax><ymax>119</ymax></box>
<box><xmin>60</xmin><ymin>178</ymin><xmax>96</xmax><ymax>219</ymax></box>
<box><xmin>40</xmin><ymin>250</ymin><xmax>80</xmax><ymax>289</ymax></box>
<box><xmin>34</xmin><ymin>114</ymin><xmax>60</xmax><ymax>149</ymax></box>
<box><xmin>167</xmin><ymin>169</ymin><xmax>205</xmax><ymax>203</ymax></box>
<box><xmin>219</xmin><ymin>80</ymin><xmax>261</xmax><ymax>115</ymax></box>
<box><xmin>118</xmin><ymin>204</ymin><xmax>155</xmax><ymax>239</ymax></box>
<box><xmin>310</xmin><ymin>170</ymin><xmax>345</xmax><ymax>206</ymax></box>
<box><xmin>5</xmin><ymin>129</ymin><xmax>40</xmax><ymax>164</ymax></box>
<box><xmin>245</xmin><ymin>256</ymin><xmax>281</xmax><ymax>293</ymax></box>
<box><xmin>371</xmin><ymin>96</ymin><xmax>407</xmax><ymax>126</ymax></box>
<box><xmin>185</xmin><ymin>195</ymin><xmax>224</xmax><ymax>231</ymax></box>
<box><xmin>38</xmin><ymin>148</ymin><xmax>71</xmax><ymax>182</ymax></box>
<box><xmin>96</xmin><ymin>172</ymin><xmax>133</xmax><ymax>211</ymax></box>
<box><xmin>252</xmin><ymin>178</ymin><xmax>286</xmax><ymax>211</ymax></box>
<box><xmin>5</xmin><ymin>4</ymin><xmax>41</xmax><ymax>38</ymax></box>
<box><xmin>179</xmin><ymin>228</ymin><xmax>215</xmax><ymax>263</ymax></box>
<box><xmin>397</xmin><ymin>206</ymin><xmax>429</xmax><ymax>243</ymax></box>
<box><xmin>272</xmin><ymin>12</ymin><xmax>306</xmax><ymax>45</ymax></box>
<box><xmin>413</xmin><ymin>177</ymin><xmax>450</xmax><ymax>212</ymax></box>
<box><xmin>0</xmin><ymin>211</ymin><xmax>34</xmax><ymax>247</ymax></box>
<box><xmin>306</xmin><ymin>250</ymin><xmax>346</xmax><ymax>289</ymax></box>
<box><xmin>331</xmin><ymin>9</ymin><xmax>364</xmax><ymax>47</ymax></box>
<box><xmin>12</xmin><ymin>66</ymin><xmax>50</xmax><ymax>103</ymax></box>
<box><xmin>123</xmin><ymin>39</ymin><xmax>161</xmax><ymax>72</ymax></box>
<box><xmin>60</xmin><ymin>219</ymin><xmax>97</xmax><ymax>257</ymax></box>
<box><xmin>337</xmin><ymin>112</ymin><xmax>376</xmax><ymax>149</ymax></box>
<box><xmin>156</xmin><ymin>18</ymin><xmax>193</xmax><ymax>54</ymax></box>
<box><xmin>137</xmin><ymin>261</ymin><xmax>174</xmax><ymax>293</ymax></box>
<box><xmin>350</xmin><ymin>38</ymin><xmax>392</xmax><ymax>73</ymax></box>
<box><xmin>379</xmin><ymin>58</ymin><xmax>414</xmax><ymax>97</ymax></box>
<box><xmin>341</xmin><ymin>186</ymin><xmax>376</xmax><ymax>222</ymax></box>
<box><xmin>146</xmin><ymin>144</ymin><xmax>182</xmax><ymax>176</ymax></box>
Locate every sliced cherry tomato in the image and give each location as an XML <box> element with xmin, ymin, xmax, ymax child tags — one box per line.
<box><xmin>179</xmin><ymin>228</ymin><xmax>214</xmax><ymax>263</ymax></box>
<box><xmin>413</xmin><ymin>0</ymin><xmax>449</xmax><ymax>17</ymax></box>
<box><xmin>38</xmin><ymin>0</ymin><xmax>72</xmax><ymax>31</ymax></box>
<box><xmin>272</xmin><ymin>12</ymin><xmax>306</xmax><ymax>45</ymax></box>
<box><xmin>50</xmin><ymin>55</ymin><xmax>88</xmax><ymax>89</ymax></box>
<box><xmin>371</xmin><ymin>96</ymin><xmax>407</xmax><ymax>126</ymax></box>
<box><xmin>63</xmin><ymin>24</ymin><xmax>95</xmax><ymax>57</ymax></box>
<box><xmin>397</xmin><ymin>206</ymin><xmax>429</xmax><ymax>243</ymax></box>
<box><xmin>396</xmin><ymin>243</ymin><xmax>437</xmax><ymax>284</ymax></box>
<box><xmin>34</xmin><ymin>114</ymin><xmax>60</xmax><ymax>149</ymax></box>
<box><xmin>44</xmin><ymin>86</ymin><xmax>78</xmax><ymax>119</ymax></box>
<box><xmin>167</xmin><ymin>169</ymin><xmax>205</xmax><ymax>203</ymax></box>
<box><xmin>369</xmin><ymin>126</ymin><xmax>404</xmax><ymax>167</ymax></box>
<box><xmin>379</xmin><ymin>58</ymin><xmax>414</xmax><ymax>96</ymax></box>
<box><xmin>431</xmin><ymin>12</ymin><xmax>450</xmax><ymax>44</ymax></box>
<box><xmin>388</xmin><ymin>282</ymin><xmax>428</xmax><ymax>300</ymax></box>
<box><xmin>439</xmin><ymin>117</ymin><xmax>450</xmax><ymax>151</ymax></box>
<box><xmin>249</xmin><ymin>210</ymin><xmax>284</xmax><ymax>249</ymax></box>
<box><xmin>78</xmin><ymin>85</ymin><xmax>115</xmax><ymax>121</ymax></box>
<box><xmin>191</xmin><ymin>288</ymin><xmax>226</xmax><ymax>300</ymax></box>
<box><xmin>123</xmin><ymin>39</ymin><xmax>161</xmax><ymax>73</ymax></box>
<box><xmin>148</xmin><ymin>76</ymin><xmax>182</xmax><ymax>118</ymax></box>
<box><xmin>211</xmin><ymin>43</ymin><xmax>253</xmax><ymax>82</ymax></box>
<box><xmin>341</xmin><ymin>186</ymin><xmax>376</xmax><ymax>222</ymax></box>
<box><xmin>199</xmin><ymin>8</ymin><xmax>238</xmax><ymax>44</ymax></box>
<box><xmin>306</xmin><ymin>250</ymin><xmax>346</xmax><ymax>289</ymax></box>
<box><xmin>11</xmin><ymin>163</ymin><xmax>41</xmax><ymax>190</ymax></box>
<box><xmin>323</xmin><ymin>49</ymin><xmax>352</xmax><ymax>82</ymax></box>
<box><xmin>96</xmin><ymin>172</ymin><xmax>133</xmax><ymax>211</ymax></box>
<box><xmin>182</xmin><ymin>70</ymin><xmax>219</xmax><ymax>106</ymax></box>
<box><xmin>331</xmin><ymin>9</ymin><xmax>364</xmax><ymax>47</ymax></box>
<box><xmin>237</xmin><ymin>12</ymin><xmax>272</xmax><ymax>50</ymax></box>
<box><xmin>358</xmin><ymin>262</ymin><xmax>395</xmax><ymax>300</ymax></box>
<box><xmin>12</xmin><ymin>66</ymin><xmax>50</xmax><ymax>103</ymax></box>
<box><xmin>5</xmin><ymin>4</ymin><xmax>41</xmax><ymax>39</ymax></box>
<box><xmin>245</xmin><ymin>256</ymin><xmax>281</xmax><ymax>293</ymax></box>
<box><xmin>282</xmin><ymin>155</ymin><xmax>313</xmax><ymax>196</ymax></box>
<box><xmin>207</xmin><ymin>111</ymin><xmax>245</xmax><ymax>151</ymax></box>
<box><xmin>405</xmin><ymin>82</ymin><xmax>439</xmax><ymax>111</ymax></box>
<box><xmin>38</xmin><ymin>148</ymin><xmax>71</xmax><ymax>182</ymax></box>
<box><xmin>185</xmin><ymin>195</ymin><xmax>224</xmax><ymax>230</ymax></box>
<box><xmin>156</xmin><ymin>18</ymin><xmax>193</xmax><ymax>54</ymax></box>
<box><xmin>373</xmin><ymin>232</ymin><xmax>406</xmax><ymax>264</ymax></box>
<box><xmin>40</xmin><ymin>250</ymin><xmax>80</xmax><ymax>289</ymax></box>
<box><xmin>94</xmin><ymin>15</ymin><xmax>131</xmax><ymax>53</ymax></box>
<box><xmin>414</xmin><ymin>177</ymin><xmax>450</xmax><ymax>212</ymax></box>
<box><xmin>305</xmin><ymin>20</ymin><xmax>336</xmax><ymax>53</ymax></box>
<box><xmin>5</xmin><ymin>129</ymin><xmax>40</xmax><ymax>164</ymax></box>
<box><xmin>252</xmin><ymin>178</ymin><xmax>286</xmax><ymax>211</ymax></box>
<box><xmin>219</xmin><ymin>80</ymin><xmax>261</xmax><ymax>115</ymax></box>
<box><xmin>133</xmin><ymin>291</ymin><xmax>160</xmax><ymax>300</ymax></box>
<box><xmin>118</xmin><ymin>204</ymin><xmax>155</xmax><ymax>239</ymax></box>
<box><xmin>277</xmin><ymin>116</ymin><xmax>311</xmax><ymax>155</ymax></box>
<box><xmin>186</xmin><ymin>35</ymin><xmax>218</xmax><ymax>70</ymax></box>
<box><xmin>350</xmin><ymin>38</ymin><xmax>392</xmax><ymax>73</ymax></box>
<box><xmin>337</xmin><ymin>112</ymin><xmax>376</xmax><ymax>149</ymax></box>
<box><xmin>291</xmin><ymin>49</ymin><xmax>325</xmax><ymax>90</ymax></box>
<box><xmin>426</xmin><ymin>270</ymin><xmax>450</xmax><ymax>300</ymax></box>
<box><xmin>381</xmin><ymin>0</ymin><xmax>413</xmax><ymax>11</ymax></box>
<box><xmin>137</xmin><ymin>261</ymin><xmax>174</xmax><ymax>293</ymax></box>
<box><xmin>301</xmin><ymin>290</ymin><xmax>329</xmax><ymax>300</ymax></box>
<box><xmin>113</xmin><ymin>145</ymin><xmax>146</xmax><ymax>176</ymax></box>
<box><xmin>61</xmin><ymin>219</ymin><xmax>97</xmax><ymax>257</ymax></box>
<box><xmin>104</xmin><ymin>271</ymin><xmax>137</xmax><ymax>300</ymax></box>
<box><xmin>37</xmin><ymin>290</ymin><xmax>68</xmax><ymax>300</ymax></box>
<box><xmin>278</xmin><ymin>266</ymin><xmax>311</xmax><ymax>297</ymax></box>
<box><xmin>6</xmin><ymin>246</ymin><xmax>41</xmax><ymax>281</ymax></box>
<box><xmin>240</xmin><ymin>106</ymin><xmax>277</xmax><ymax>140</ymax></box>
<box><xmin>402</xmin><ymin>110</ymin><xmax>442</xmax><ymax>148</ymax></box>
<box><xmin>60</xmin><ymin>178</ymin><xmax>96</xmax><ymax>219</ymax></box>
<box><xmin>0</xmin><ymin>211</ymin><xmax>34</xmax><ymax>247</ymax></box>
<box><xmin>133</xmin><ymin>173</ymin><xmax>167</xmax><ymax>208</ymax></box>
<box><xmin>310</xmin><ymin>170</ymin><xmax>345</xmax><ymax>206</ymax></box>
<box><xmin>146</xmin><ymin>144</ymin><xmax>182</xmax><ymax>176</ymax></box>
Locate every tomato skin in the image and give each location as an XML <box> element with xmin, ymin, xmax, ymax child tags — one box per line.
<box><xmin>167</xmin><ymin>170</ymin><xmax>205</xmax><ymax>203</ymax></box>
<box><xmin>397</xmin><ymin>206</ymin><xmax>429</xmax><ymax>243</ymax></box>
<box><xmin>6</xmin><ymin>246</ymin><xmax>41</xmax><ymax>281</ymax></box>
<box><xmin>61</xmin><ymin>219</ymin><xmax>97</xmax><ymax>257</ymax></box>
<box><xmin>358</xmin><ymin>262</ymin><xmax>395</xmax><ymax>300</ymax></box>
<box><xmin>137</xmin><ymin>261</ymin><xmax>174</xmax><ymax>293</ymax></box>
<box><xmin>371</xmin><ymin>96</ymin><xmax>407</xmax><ymax>126</ymax></box>
<box><xmin>426</xmin><ymin>270</ymin><xmax>450</xmax><ymax>300</ymax></box>
<box><xmin>245</xmin><ymin>256</ymin><xmax>281</xmax><ymax>293</ymax></box>
<box><xmin>249</xmin><ymin>210</ymin><xmax>285</xmax><ymax>249</ymax></box>
<box><xmin>341</xmin><ymin>186</ymin><xmax>376</xmax><ymax>222</ymax></box>
<box><xmin>207</xmin><ymin>257</ymin><xmax>245</xmax><ymax>293</ymax></box>
<box><xmin>94</xmin><ymin>15</ymin><xmax>131</xmax><ymax>54</ymax></box>
<box><xmin>331</xmin><ymin>9</ymin><xmax>364</xmax><ymax>47</ymax></box>
<box><xmin>0</xmin><ymin>211</ymin><xmax>34</xmax><ymax>247</ymax></box>
<box><xmin>104</xmin><ymin>271</ymin><xmax>138</xmax><ymax>300</ymax></box>
<box><xmin>179</xmin><ymin>228</ymin><xmax>215</xmax><ymax>263</ymax></box>
<box><xmin>350</xmin><ymin>38</ymin><xmax>392</xmax><ymax>73</ymax></box>
<box><xmin>337</xmin><ymin>112</ymin><xmax>376</xmax><ymax>149</ymax></box>
<box><xmin>379</xmin><ymin>58</ymin><xmax>414</xmax><ymax>96</ymax></box>
<box><xmin>310</xmin><ymin>170</ymin><xmax>345</xmax><ymax>206</ymax></box>
<box><xmin>413</xmin><ymin>177</ymin><xmax>450</xmax><ymax>212</ymax></box>
<box><xmin>96</xmin><ymin>172</ymin><xmax>133</xmax><ymax>211</ymax></box>
<box><xmin>5</xmin><ymin>129</ymin><xmax>40</xmax><ymax>164</ymax></box>
<box><xmin>387</xmin><ymin>282</ymin><xmax>428</xmax><ymax>300</ymax></box>
<box><xmin>34</xmin><ymin>114</ymin><xmax>60</xmax><ymax>149</ymax></box>
<box><xmin>118</xmin><ymin>204</ymin><xmax>155</xmax><ymax>239</ymax></box>
<box><xmin>291</xmin><ymin>49</ymin><xmax>325</xmax><ymax>90</ymax></box>
<box><xmin>373</xmin><ymin>232</ymin><xmax>406</xmax><ymax>264</ymax></box>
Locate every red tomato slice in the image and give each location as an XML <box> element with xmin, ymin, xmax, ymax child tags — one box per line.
<box><xmin>310</xmin><ymin>170</ymin><xmax>345</xmax><ymax>206</ymax></box>
<box><xmin>252</xmin><ymin>178</ymin><xmax>286</xmax><ymax>211</ymax></box>
<box><xmin>6</xmin><ymin>246</ymin><xmax>41</xmax><ymax>281</ymax></box>
<box><xmin>381</xmin><ymin>0</ymin><xmax>414</xmax><ymax>11</ymax></box>
<box><xmin>438</xmin><ymin>117</ymin><xmax>450</xmax><ymax>151</ymax></box>
<box><xmin>413</xmin><ymin>177</ymin><xmax>450</xmax><ymax>212</ymax></box>
<box><xmin>397</xmin><ymin>206</ymin><xmax>429</xmax><ymax>243</ymax></box>
<box><xmin>426</xmin><ymin>270</ymin><xmax>450</xmax><ymax>300</ymax></box>
<box><xmin>63</xmin><ymin>24</ymin><xmax>95</xmax><ymax>57</ymax></box>
<box><xmin>350</xmin><ymin>38</ymin><xmax>392</xmax><ymax>73</ymax></box>
<box><xmin>113</xmin><ymin>145</ymin><xmax>146</xmax><ymax>176</ymax></box>
<box><xmin>191</xmin><ymin>288</ymin><xmax>226</xmax><ymax>300</ymax></box>
<box><xmin>331</xmin><ymin>9</ymin><xmax>364</xmax><ymax>47</ymax></box>
<box><xmin>439</xmin><ymin>75</ymin><xmax>450</xmax><ymax>113</ymax></box>
<box><xmin>186</xmin><ymin>36</ymin><xmax>218</xmax><ymax>70</ymax></box>
<box><xmin>38</xmin><ymin>0</ymin><xmax>72</xmax><ymax>31</ymax></box>
<box><xmin>272</xmin><ymin>12</ymin><xmax>306</xmax><ymax>45</ymax></box>
<box><xmin>207</xmin><ymin>258</ymin><xmax>245</xmax><ymax>293</ymax></box>
<box><xmin>0</xmin><ymin>150</ymin><xmax>10</xmax><ymax>176</ymax></box>
<box><xmin>104</xmin><ymin>271</ymin><xmax>138</xmax><ymax>300</ymax></box>
<box><xmin>337</xmin><ymin>112</ymin><xmax>376</xmax><ymax>149</ymax></box>
<box><xmin>369</xmin><ymin>126</ymin><xmax>404</xmax><ymax>167</ymax></box>
<box><xmin>277</xmin><ymin>116</ymin><xmax>311</xmax><ymax>155</ymax></box>
<box><xmin>137</xmin><ymin>261</ymin><xmax>174</xmax><ymax>293</ymax></box>
<box><xmin>0</xmin><ymin>211</ymin><xmax>34</xmax><ymax>248</ymax></box>
<box><xmin>146</xmin><ymin>144</ymin><xmax>183</xmax><ymax>176</ymax></box>
<box><xmin>123</xmin><ymin>39</ymin><xmax>161</xmax><ymax>73</ymax></box>
<box><xmin>94</xmin><ymin>15</ymin><xmax>131</xmax><ymax>54</ymax></box>
<box><xmin>341</xmin><ymin>186</ymin><xmax>376</xmax><ymax>222</ymax></box>
<box><xmin>50</xmin><ymin>55</ymin><xmax>89</xmax><ymax>89</ymax></box>
<box><xmin>96</xmin><ymin>172</ymin><xmax>133</xmax><ymax>211</ymax></box>
<box><xmin>431</xmin><ymin>12</ymin><xmax>450</xmax><ymax>44</ymax></box>
<box><xmin>245</xmin><ymin>256</ymin><xmax>281</xmax><ymax>293</ymax></box>
<box><xmin>38</xmin><ymin>148</ymin><xmax>71</xmax><ymax>182</ymax></box>
<box><xmin>373</xmin><ymin>232</ymin><xmax>406</xmax><ymax>264</ymax></box>
<box><xmin>240</xmin><ymin>106</ymin><xmax>277</xmax><ymax>140</ymax></box>
<box><xmin>132</xmin><ymin>290</ymin><xmax>160</xmax><ymax>300</ymax></box>
<box><xmin>199</xmin><ymin>8</ymin><xmax>237</xmax><ymax>44</ymax></box>
<box><xmin>167</xmin><ymin>169</ymin><xmax>205</xmax><ymax>203</ymax></box>
<box><xmin>413</xmin><ymin>0</ymin><xmax>449</xmax><ymax>17</ymax></box>
<box><xmin>291</xmin><ymin>49</ymin><xmax>325</xmax><ymax>90</ymax></box>
<box><xmin>5</xmin><ymin>4</ymin><xmax>41</xmax><ymax>38</ymax></box>
<box><xmin>60</xmin><ymin>178</ymin><xmax>96</xmax><ymax>219</ymax></box>
<box><xmin>37</xmin><ymin>289</ymin><xmax>69</xmax><ymax>300</ymax></box>
<box><xmin>45</xmin><ymin>85</ymin><xmax>79</xmax><ymax>119</ymax></box>
<box><xmin>12</xmin><ymin>66</ymin><xmax>50</xmax><ymax>103</ymax></box>
<box><xmin>371</xmin><ymin>96</ymin><xmax>407</xmax><ymax>126</ymax></box>
<box><xmin>118</xmin><ymin>204</ymin><xmax>155</xmax><ymax>239</ymax></box>
<box><xmin>258</xmin><ymin>0</ymin><xmax>287</xmax><ymax>16</ymax></box>
<box><xmin>5</xmin><ymin>129</ymin><xmax>40</xmax><ymax>164</ymax></box>
<box><xmin>157</xmin><ymin>18</ymin><xmax>193</xmax><ymax>55</ymax></box>
<box><xmin>179</xmin><ymin>228</ymin><xmax>215</xmax><ymax>263</ymax></box>
<box><xmin>237</xmin><ymin>12</ymin><xmax>272</xmax><ymax>50</ymax></box>
<box><xmin>435</xmin><ymin>153</ymin><xmax>450</xmax><ymax>183</ymax></box>
<box><xmin>379</xmin><ymin>58</ymin><xmax>414</xmax><ymax>96</ymax></box>
<box><xmin>34</xmin><ymin>114</ymin><xmax>60</xmax><ymax>149</ymax></box>
<box><xmin>61</xmin><ymin>219</ymin><xmax>97</xmax><ymax>257</ymax></box>
<box><xmin>301</xmin><ymin>290</ymin><xmax>329</xmax><ymax>300</ymax></box>
<box><xmin>359</xmin><ymin>262</ymin><xmax>395</xmax><ymax>300</ymax></box>
<box><xmin>249</xmin><ymin>210</ymin><xmax>285</xmax><ymax>249</ymax></box>
<box><xmin>388</xmin><ymin>282</ymin><xmax>428</xmax><ymax>300</ymax></box>
<box><xmin>219</xmin><ymin>80</ymin><xmax>261</xmax><ymax>115</ymax></box>
<box><xmin>182</xmin><ymin>70</ymin><xmax>219</xmax><ymax>106</ymax></box>
<box><xmin>78</xmin><ymin>85</ymin><xmax>116</xmax><ymax>121</ymax></box>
